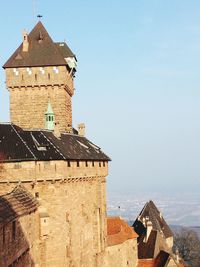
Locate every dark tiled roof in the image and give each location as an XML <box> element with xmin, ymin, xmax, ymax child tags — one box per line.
<box><xmin>138</xmin><ymin>230</ymin><xmax>158</xmax><ymax>259</ymax></box>
<box><xmin>3</xmin><ymin>22</ymin><xmax>75</xmax><ymax>68</ymax></box>
<box><xmin>0</xmin><ymin>123</ymin><xmax>110</xmax><ymax>162</ymax></box>
<box><xmin>154</xmin><ymin>251</ymin><xmax>170</xmax><ymax>267</ymax></box>
<box><xmin>133</xmin><ymin>200</ymin><xmax>173</xmax><ymax>239</ymax></box>
<box><xmin>55</xmin><ymin>42</ymin><xmax>75</xmax><ymax>59</ymax></box>
<box><xmin>0</xmin><ymin>185</ymin><xmax>38</xmax><ymax>227</ymax></box>
<box><xmin>138</xmin><ymin>251</ymin><xmax>170</xmax><ymax>267</ymax></box>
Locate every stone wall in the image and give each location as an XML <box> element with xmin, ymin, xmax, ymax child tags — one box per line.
<box><xmin>99</xmin><ymin>239</ymin><xmax>138</xmax><ymax>267</ymax></box>
<box><xmin>0</xmin><ymin>212</ymin><xmax>39</xmax><ymax>267</ymax></box>
<box><xmin>0</xmin><ymin>160</ymin><xmax>108</xmax><ymax>187</ymax></box>
<box><xmin>5</xmin><ymin>66</ymin><xmax>74</xmax><ymax>133</ymax></box>
<box><xmin>0</xmin><ymin>160</ymin><xmax>108</xmax><ymax>267</ymax></box>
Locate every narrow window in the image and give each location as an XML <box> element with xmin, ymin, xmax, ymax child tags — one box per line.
<box><xmin>85</xmin><ymin>161</ymin><xmax>88</xmax><ymax>167</ymax></box>
<box><xmin>35</xmin><ymin>74</ymin><xmax>37</xmax><ymax>81</ymax></box>
<box><xmin>2</xmin><ymin>226</ymin><xmax>5</xmax><ymax>245</ymax></box>
<box><xmin>48</xmin><ymin>73</ymin><xmax>51</xmax><ymax>80</ymax></box>
<box><xmin>99</xmin><ymin>161</ymin><xmax>101</xmax><ymax>167</ymax></box>
<box><xmin>67</xmin><ymin>161</ymin><xmax>71</xmax><ymax>167</ymax></box>
<box><xmin>103</xmin><ymin>161</ymin><xmax>106</xmax><ymax>167</ymax></box>
<box><xmin>12</xmin><ymin>221</ymin><xmax>16</xmax><ymax>240</ymax></box>
<box><xmin>92</xmin><ymin>161</ymin><xmax>95</xmax><ymax>167</ymax></box>
<box><xmin>77</xmin><ymin>160</ymin><xmax>79</xmax><ymax>167</ymax></box>
<box><xmin>21</xmin><ymin>74</ymin><xmax>24</xmax><ymax>81</ymax></box>
<box><xmin>66</xmin><ymin>212</ymin><xmax>70</xmax><ymax>222</ymax></box>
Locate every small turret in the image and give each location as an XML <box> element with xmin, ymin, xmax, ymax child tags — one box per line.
<box><xmin>45</xmin><ymin>101</ymin><xmax>55</xmax><ymax>131</ymax></box>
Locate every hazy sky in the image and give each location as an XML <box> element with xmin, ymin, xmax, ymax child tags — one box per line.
<box><xmin>0</xmin><ymin>1</ymin><xmax>200</xmax><ymax>195</ymax></box>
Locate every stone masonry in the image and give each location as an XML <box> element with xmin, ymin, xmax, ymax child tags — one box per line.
<box><xmin>6</xmin><ymin>66</ymin><xmax>73</xmax><ymax>133</ymax></box>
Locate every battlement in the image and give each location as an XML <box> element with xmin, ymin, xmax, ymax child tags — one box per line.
<box><xmin>5</xmin><ymin>66</ymin><xmax>74</xmax><ymax>96</ymax></box>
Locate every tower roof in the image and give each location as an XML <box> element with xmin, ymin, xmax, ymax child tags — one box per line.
<box><xmin>133</xmin><ymin>200</ymin><xmax>173</xmax><ymax>239</ymax></box>
<box><xmin>3</xmin><ymin>21</ymin><xmax>76</xmax><ymax>68</ymax></box>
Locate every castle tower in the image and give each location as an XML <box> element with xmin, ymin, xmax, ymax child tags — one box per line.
<box><xmin>3</xmin><ymin>22</ymin><xmax>77</xmax><ymax>133</ymax></box>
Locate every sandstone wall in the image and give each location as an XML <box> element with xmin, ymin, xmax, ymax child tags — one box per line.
<box><xmin>98</xmin><ymin>239</ymin><xmax>138</xmax><ymax>267</ymax></box>
<box><xmin>0</xmin><ymin>160</ymin><xmax>108</xmax><ymax>267</ymax></box>
<box><xmin>5</xmin><ymin>66</ymin><xmax>74</xmax><ymax>133</ymax></box>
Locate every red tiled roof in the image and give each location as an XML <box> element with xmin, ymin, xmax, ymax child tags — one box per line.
<box><xmin>138</xmin><ymin>259</ymin><xmax>156</xmax><ymax>267</ymax></box>
<box><xmin>107</xmin><ymin>217</ymin><xmax>138</xmax><ymax>246</ymax></box>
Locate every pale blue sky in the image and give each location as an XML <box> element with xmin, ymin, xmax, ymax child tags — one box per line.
<box><xmin>0</xmin><ymin>1</ymin><xmax>200</xmax><ymax>195</ymax></box>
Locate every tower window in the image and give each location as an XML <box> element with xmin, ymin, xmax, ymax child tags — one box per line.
<box><xmin>92</xmin><ymin>161</ymin><xmax>95</xmax><ymax>167</ymax></box>
<box><xmin>99</xmin><ymin>162</ymin><xmax>101</xmax><ymax>167</ymax></box>
<box><xmin>67</xmin><ymin>161</ymin><xmax>71</xmax><ymax>167</ymax></box>
<box><xmin>103</xmin><ymin>161</ymin><xmax>106</xmax><ymax>167</ymax></box>
<box><xmin>77</xmin><ymin>160</ymin><xmax>80</xmax><ymax>167</ymax></box>
<box><xmin>48</xmin><ymin>73</ymin><xmax>51</xmax><ymax>80</ymax></box>
<box><xmin>35</xmin><ymin>74</ymin><xmax>37</xmax><ymax>81</ymax></box>
<box><xmin>85</xmin><ymin>161</ymin><xmax>88</xmax><ymax>167</ymax></box>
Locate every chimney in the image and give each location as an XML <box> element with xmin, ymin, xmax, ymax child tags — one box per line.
<box><xmin>22</xmin><ymin>30</ymin><xmax>29</xmax><ymax>52</ymax></box>
<box><xmin>145</xmin><ymin>220</ymin><xmax>153</xmax><ymax>243</ymax></box>
<box><xmin>54</xmin><ymin>122</ymin><xmax>61</xmax><ymax>139</ymax></box>
<box><xmin>78</xmin><ymin>123</ymin><xmax>85</xmax><ymax>137</ymax></box>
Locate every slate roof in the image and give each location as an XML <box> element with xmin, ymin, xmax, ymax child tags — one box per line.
<box><xmin>133</xmin><ymin>200</ymin><xmax>173</xmax><ymax>239</ymax></box>
<box><xmin>0</xmin><ymin>185</ymin><xmax>38</xmax><ymax>227</ymax></box>
<box><xmin>137</xmin><ymin>230</ymin><xmax>158</xmax><ymax>259</ymax></box>
<box><xmin>0</xmin><ymin>123</ymin><xmax>110</xmax><ymax>162</ymax></box>
<box><xmin>3</xmin><ymin>22</ymin><xmax>76</xmax><ymax>68</ymax></box>
<box><xmin>55</xmin><ymin>42</ymin><xmax>75</xmax><ymax>59</ymax></box>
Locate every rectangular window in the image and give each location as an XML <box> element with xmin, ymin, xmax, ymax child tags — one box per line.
<box><xmin>67</xmin><ymin>161</ymin><xmax>71</xmax><ymax>167</ymax></box>
<box><xmin>99</xmin><ymin>161</ymin><xmax>101</xmax><ymax>167</ymax></box>
<box><xmin>92</xmin><ymin>161</ymin><xmax>95</xmax><ymax>167</ymax></box>
<box><xmin>103</xmin><ymin>161</ymin><xmax>106</xmax><ymax>167</ymax></box>
<box><xmin>85</xmin><ymin>161</ymin><xmax>88</xmax><ymax>167</ymax></box>
<box><xmin>77</xmin><ymin>160</ymin><xmax>79</xmax><ymax>167</ymax></box>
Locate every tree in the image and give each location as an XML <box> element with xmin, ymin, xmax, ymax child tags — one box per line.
<box><xmin>174</xmin><ymin>227</ymin><xmax>200</xmax><ymax>267</ymax></box>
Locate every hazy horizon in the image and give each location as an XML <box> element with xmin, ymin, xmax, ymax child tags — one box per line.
<box><xmin>0</xmin><ymin>1</ymin><xmax>200</xmax><ymax>197</ymax></box>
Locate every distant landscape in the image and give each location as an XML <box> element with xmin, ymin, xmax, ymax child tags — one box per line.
<box><xmin>107</xmin><ymin>192</ymin><xmax>200</xmax><ymax>234</ymax></box>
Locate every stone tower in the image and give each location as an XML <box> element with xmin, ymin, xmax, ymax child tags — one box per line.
<box><xmin>3</xmin><ymin>22</ymin><xmax>77</xmax><ymax>133</ymax></box>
